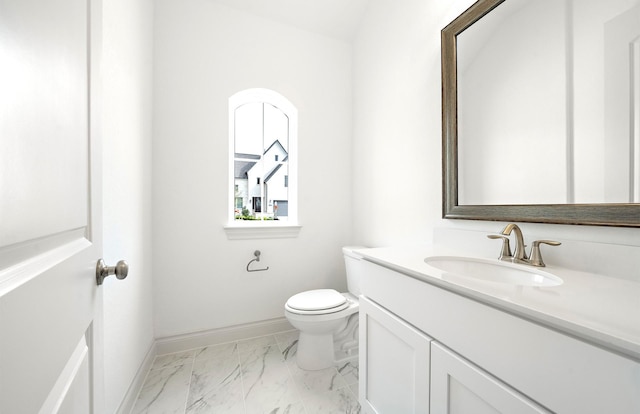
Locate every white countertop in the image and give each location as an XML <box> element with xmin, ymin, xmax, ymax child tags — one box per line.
<box><xmin>357</xmin><ymin>246</ymin><xmax>640</xmax><ymax>361</ymax></box>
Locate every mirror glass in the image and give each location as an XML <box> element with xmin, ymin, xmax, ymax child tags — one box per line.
<box><xmin>442</xmin><ymin>0</ymin><xmax>640</xmax><ymax>226</ymax></box>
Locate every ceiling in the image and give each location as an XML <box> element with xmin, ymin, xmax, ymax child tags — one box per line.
<box><xmin>211</xmin><ymin>0</ymin><xmax>370</xmax><ymax>42</ymax></box>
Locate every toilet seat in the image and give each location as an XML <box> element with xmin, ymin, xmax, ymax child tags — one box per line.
<box><xmin>285</xmin><ymin>289</ymin><xmax>349</xmax><ymax>315</ymax></box>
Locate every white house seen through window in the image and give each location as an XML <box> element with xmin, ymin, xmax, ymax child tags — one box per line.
<box><xmin>229</xmin><ymin>89</ymin><xmax>297</xmax><ymax>224</ymax></box>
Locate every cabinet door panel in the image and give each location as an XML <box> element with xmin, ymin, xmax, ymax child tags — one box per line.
<box><xmin>359</xmin><ymin>297</ymin><xmax>431</xmax><ymax>414</ymax></box>
<box><xmin>431</xmin><ymin>343</ymin><xmax>550</xmax><ymax>414</ymax></box>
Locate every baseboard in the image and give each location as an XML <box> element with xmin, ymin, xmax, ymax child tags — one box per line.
<box><xmin>115</xmin><ymin>340</ymin><xmax>156</xmax><ymax>414</ymax></box>
<box><xmin>155</xmin><ymin>317</ymin><xmax>294</xmax><ymax>356</ymax></box>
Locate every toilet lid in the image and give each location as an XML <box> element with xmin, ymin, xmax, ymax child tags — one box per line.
<box><xmin>286</xmin><ymin>289</ymin><xmax>347</xmax><ymax>311</ymax></box>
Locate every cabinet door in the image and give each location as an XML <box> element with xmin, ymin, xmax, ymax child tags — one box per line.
<box><xmin>430</xmin><ymin>343</ymin><xmax>550</xmax><ymax>414</ymax></box>
<box><xmin>359</xmin><ymin>297</ymin><xmax>431</xmax><ymax>414</ymax></box>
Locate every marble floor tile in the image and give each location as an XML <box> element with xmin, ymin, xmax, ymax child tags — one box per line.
<box><xmin>244</xmin><ymin>396</ymin><xmax>306</xmax><ymax>414</ymax></box>
<box><xmin>237</xmin><ymin>334</ymin><xmax>278</xmax><ymax>355</ymax></box>
<box><xmin>132</xmin><ymin>364</ymin><xmax>192</xmax><ymax>414</ymax></box>
<box><xmin>131</xmin><ymin>330</ymin><xmax>360</xmax><ymax>414</ymax></box>
<box><xmin>239</xmin><ymin>343</ymin><xmax>285</xmax><ymax>374</ymax></box>
<box><xmin>275</xmin><ymin>330</ymin><xmax>299</xmax><ymax>362</ymax></box>
<box><xmin>288</xmin><ymin>363</ymin><xmax>349</xmax><ymax>399</ymax></box>
<box><xmin>335</xmin><ymin>360</ymin><xmax>359</xmax><ymax>385</ymax></box>
<box><xmin>194</xmin><ymin>341</ymin><xmax>239</xmax><ymax>362</ymax></box>
<box><xmin>240</xmin><ymin>345</ymin><xmax>302</xmax><ymax>413</ymax></box>
<box><xmin>151</xmin><ymin>350</ymin><xmax>196</xmax><ymax>371</ymax></box>
<box><xmin>186</xmin><ymin>354</ymin><xmax>244</xmax><ymax>414</ymax></box>
<box><xmin>303</xmin><ymin>386</ymin><xmax>361</xmax><ymax>414</ymax></box>
<box><xmin>349</xmin><ymin>383</ymin><xmax>359</xmax><ymax>400</ymax></box>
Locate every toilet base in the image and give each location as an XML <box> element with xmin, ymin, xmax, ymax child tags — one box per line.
<box><xmin>294</xmin><ymin>313</ymin><xmax>359</xmax><ymax>371</ymax></box>
<box><xmin>296</xmin><ymin>332</ymin><xmax>335</xmax><ymax>370</ymax></box>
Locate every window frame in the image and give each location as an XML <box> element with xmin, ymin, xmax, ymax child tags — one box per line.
<box><xmin>225</xmin><ymin>88</ymin><xmax>300</xmax><ymax>239</ymax></box>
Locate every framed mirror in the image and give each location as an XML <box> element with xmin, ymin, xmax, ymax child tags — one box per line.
<box><xmin>442</xmin><ymin>0</ymin><xmax>640</xmax><ymax>226</ymax></box>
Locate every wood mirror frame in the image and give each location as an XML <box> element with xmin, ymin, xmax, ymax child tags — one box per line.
<box><xmin>441</xmin><ymin>0</ymin><xmax>640</xmax><ymax>227</ymax></box>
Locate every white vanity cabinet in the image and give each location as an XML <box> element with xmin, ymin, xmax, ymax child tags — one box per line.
<box><xmin>359</xmin><ymin>296</ymin><xmax>431</xmax><ymax>413</ymax></box>
<box><xmin>359</xmin><ymin>259</ymin><xmax>640</xmax><ymax>413</ymax></box>
<box><xmin>359</xmin><ymin>295</ymin><xmax>547</xmax><ymax>414</ymax></box>
<box><xmin>430</xmin><ymin>342</ymin><xmax>549</xmax><ymax>413</ymax></box>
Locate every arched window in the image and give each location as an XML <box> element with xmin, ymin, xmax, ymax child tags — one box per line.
<box><xmin>228</xmin><ymin>89</ymin><xmax>298</xmax><ymax>227</ymax></box>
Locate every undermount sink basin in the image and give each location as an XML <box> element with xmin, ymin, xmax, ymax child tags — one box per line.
<box><xmin>424</xmin><ymin>256</ymin><xmax>563</xmax><ymax>287</ymax></box>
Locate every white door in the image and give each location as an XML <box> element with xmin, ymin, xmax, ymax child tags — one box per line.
<box><xmin>0</xmin><ymin>0</ymin><xmax>106</xmax><ymax>413</ymax></box>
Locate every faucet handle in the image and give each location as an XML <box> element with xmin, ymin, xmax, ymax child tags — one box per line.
<box><xmin>487</xmin><ymin>234</ymin><xmax>512</xmax><ymax>261</ymax></box>
<box><xmin>529</xmin><ymin>240</ymin><xmax>561</xmax><ymax>267</ymax></box>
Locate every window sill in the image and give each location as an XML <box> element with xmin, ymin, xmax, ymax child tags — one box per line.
<box><xmin>223</xmin><ymin>223</ymin><xmax>302</xmax><ymax>240</ymax></box>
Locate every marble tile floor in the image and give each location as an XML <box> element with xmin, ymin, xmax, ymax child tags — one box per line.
<box><xmin>131</xmin><ymin>330</ymin><xmax>360</xmax><ymax>414</ymax></box>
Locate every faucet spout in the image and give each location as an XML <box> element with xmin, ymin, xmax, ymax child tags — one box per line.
<box><xmin>500</xmin><ymin>223</ymin><xmax>528</xmax><ymax>262</ymax></box>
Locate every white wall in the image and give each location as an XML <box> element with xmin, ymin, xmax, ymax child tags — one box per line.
<box><xmin>152</xmin><ymin>0</ymin><xmax>353</xmax><ymax>338</ymax></box>
<box><xmin>353</xmin><ymin>0</ymin><xmax>468</xmax><ymax>247</ymax></box>
<box><xmin>353</xmin><ymin>0</ymin><xmax>640</xmax><ymax>270</ymax></box>
<box><xmin>102</xmin><ymin>0</ymin><xmax>155</xmax><ymax>412</ymax></box>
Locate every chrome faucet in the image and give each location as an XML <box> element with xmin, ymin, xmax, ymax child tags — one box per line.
<box><xmin>487</xmin><ymin>223</ymin><xmax>561</xmax><ymax>267</ymax></box>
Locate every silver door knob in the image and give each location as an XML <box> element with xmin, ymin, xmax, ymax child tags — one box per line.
<box><xmin>96</xmin><ymin>259</ymin><xmax>129</xmax><ymax>285</ymax></box>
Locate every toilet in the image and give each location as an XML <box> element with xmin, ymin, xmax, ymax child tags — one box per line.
<box><xmin>284</xmin><ymin>246</ymin><xmax>365</xmax><ymax>370</ymax></box>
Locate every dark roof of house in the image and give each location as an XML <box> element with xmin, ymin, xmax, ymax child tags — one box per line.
<box><xmin>264</xmin><ymin>140</ymin><xmax>287</xmax><ymax>155</ymax></box>
<box><xmin>234</xmin><ymin>160</ymin><xmax>256</xmax><ymax>178</ymax></box>
<box><xmin>264</xmin><ymin>163</ymin><xmax>283</xmax><ymax>183</ymax></box>
<box><xmin>234</xmin><ymin>141</ymin><xmax>289</xmax><ymax>179</ymax></box>
<box><xmin>234</xmin><ymin>153</ymin><xmax>261</xmax><ymax>160</ymax></box>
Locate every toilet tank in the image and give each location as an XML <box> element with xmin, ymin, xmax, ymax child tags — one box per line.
<box><xmin>343</xmin><ymin>246</ymin><xmax>366</xmax><ymax>296</ymax></box>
